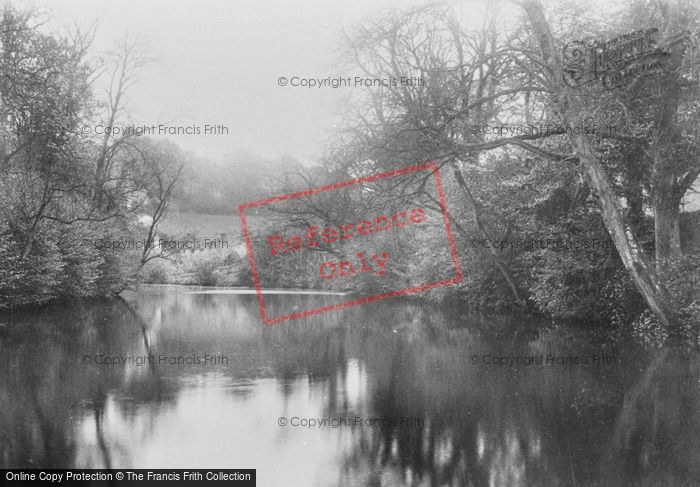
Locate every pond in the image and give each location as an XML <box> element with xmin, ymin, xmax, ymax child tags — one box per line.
<box><xmin>0</xmin><ymin>286</ymin><xmax>698</xmax><ymax>486</ymax></box>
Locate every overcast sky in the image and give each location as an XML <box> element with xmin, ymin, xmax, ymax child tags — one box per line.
<box><xmin>21</xmin><ymin>0</ymin><xmax>634</xmax><ymax>168</ymax></box>
<box><xmin>28</xmin><ymin>0</ymin><xmax>467</xmax><ymax>163</ymax></box>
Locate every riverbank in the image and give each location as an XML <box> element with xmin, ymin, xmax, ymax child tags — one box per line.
<box><xmin>120</xmin><ymin>284</ymin><xmax>348</xmax><ymax>299</ymax></box>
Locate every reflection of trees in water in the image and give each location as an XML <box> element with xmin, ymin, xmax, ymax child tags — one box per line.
<box><xmin>0</xmin><ymin>292</ymin><xmax>352</xmax><ymax>469</ymax></box>
<box><xmin>93</xmin><ymin>395</ymin><xmax>112</xmax><ymax>470</ymax></box>
<box><xmin>0</xmin><ymin>298</ymin><xmax>171</xmax><ymax>468</ymax></box>
<box><xmin>603</xmin><ymin>350</ymin><xmax>700</xmax><ymax>487</ymax></box>
<box><xmin>337</xmin><ymin>337</ymin><xmax>489</xmax><ymax>487</ymax></box>
<box><xmin>261</xmin><ymin>303</ymin><xmax>542</xmax><ymax>485</ymax></box>
<box><xmin>333</xmin><ymin>314</ymin><xmax>493</xmax><ymax>486</ymax></box>
<box><xmin>309</xmin><ymin>305</ymin><xmax>700</xmax><ymax>487</ymax></box>
<box><xmin>0</xmin><ymin>294</ymin><xmax>698</xmax><ymax>485</ymax></box>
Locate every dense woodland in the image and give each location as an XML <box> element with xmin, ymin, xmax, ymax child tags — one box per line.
<box><xmin>0</xmin><ymin>1</ymin><xmax>698</xmax><ymax>347</ymax></box>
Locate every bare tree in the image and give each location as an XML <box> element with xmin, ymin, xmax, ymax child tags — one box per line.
<box><xmin>123</xmin><ymin>139</ymin><xmax>185</xmax><ymax>267</ymax></box>
<box><xmin>338</xmin><ymin>5</ymin><xmax>560</xmax><ymax>307</ymax></box>
<box><xmin>93</xmin><ymin>39</ymin><xmax>152</xmax><ymax>207</ymax></box>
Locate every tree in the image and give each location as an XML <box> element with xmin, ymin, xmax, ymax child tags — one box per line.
<box><xmin>333</xmin><ymin>0</ymin><xmax>699</xmax><ymax>335</ymax></box>
<box><xmin>515</xmin><ymin>0</ymin><xmax>699</xmax><ymax>334</ymax></box>
<box><xmin>122</xmin><ymin>139</ymin><xmax>185</xmax><ymax>267</ymax></box>
<box><xmin>92</xmin><ymin>40</ymin><xmax>150</xmax><ymax>207</ymax></box>
<box><xmin>0</xmin><ymin>5</ymin><xmax>95</xmax><ymax>259</ymax></box>
<box><xmin>0</xmin><ymin>5</ymin><xmax>186</xmax><ymax>306</ymax></box>
<box><xmin>339</xmin><ymin>4</ymin><xmax>544</xmax><ymax>307</ymax></box>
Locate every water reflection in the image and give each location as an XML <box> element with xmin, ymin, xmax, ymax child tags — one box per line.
<box><xmin>0</xmin><ymin>288</ymin><xmax>698</xmax><ymax>486</ymax></box>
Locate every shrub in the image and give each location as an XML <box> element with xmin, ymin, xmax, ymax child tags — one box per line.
<box><xmin>142</xmin><ymin>263</ymin><xmax>171</xmax><ymax>284</ymax></box>
<box><xmin>192</xmin><ymin>259</ymin><xmax>220</xmax><ymax>286</ymax></box>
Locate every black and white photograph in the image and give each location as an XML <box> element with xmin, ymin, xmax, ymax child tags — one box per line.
<box><xmin>0</xmin><ymin>0</ymin><xmax>699</xmax><ymax>485</ymax></box>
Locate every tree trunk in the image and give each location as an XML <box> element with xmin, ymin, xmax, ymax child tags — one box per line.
<box><xmin>651</xmin><ymin>64</ymin><xmax>683</xmax><ymax>267</ymax></box>
<box><xmin>21</xmin><ymin>215</ymin><xmax>42</xmax><ymax>260</ymax></box>
<box><xmin>653</xmin><ymin>185</ymin><xmax>683</xmax><ymax>267</ymax></box>
<box><xmin>623</xmin><ymin>159</ymin><xmax>646</xmax><ymax>235</ymax></box>
<box><xmin>520</xmin><ymin>0</ymin><xmax>681</xmax><ymax>332</ymax></box>
<box><xmin>574</xmin><ymin>136</ymin><xmax>680</xmax><ymax>332</ymax></box>
<box><xmin>21</xmin><ymin>179</ymin><xmax>53</xmax><ymax>261</ymax></box>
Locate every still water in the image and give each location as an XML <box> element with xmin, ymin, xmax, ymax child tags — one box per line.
<box><xmin>0</xmin><ymin>286</ymin><xmax>698</xmax><ymax>486</ymax></box>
